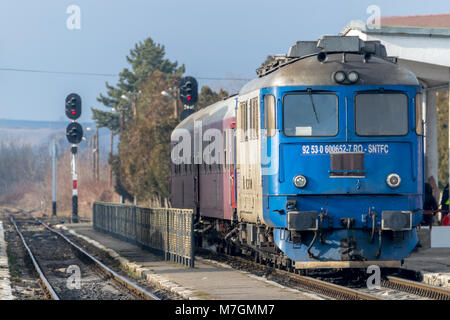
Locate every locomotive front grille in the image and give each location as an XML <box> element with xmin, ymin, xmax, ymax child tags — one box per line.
<box><xmin>329</xmin><ymin>152</ymin><xmax>365</xmax><ymax>177</ymax></box>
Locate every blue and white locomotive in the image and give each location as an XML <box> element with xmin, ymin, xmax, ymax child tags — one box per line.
<box><xmin>171</xmin><ymin>35</ymin><xmax>423</xmax><ymax>269</ymax></box>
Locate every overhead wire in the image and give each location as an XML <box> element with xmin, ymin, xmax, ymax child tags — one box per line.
<box><xmin>0</xmin><ymin>67</ymin><xmax>251</xmax><ymax>81</ymax></box>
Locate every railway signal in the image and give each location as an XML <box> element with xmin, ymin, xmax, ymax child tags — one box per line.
<box><xmin>179</xmin><ymin>76</ymin><xmax>198</xmax><ymax>106</ymax></box>
<box><xmin>66</xmin><ymin>122</ymin><xmax>83</xmax><ymax>144</ymax></box>
<box><xmin>65</xmin><ymin>93</ymin><xmax>82</xmax><ymax>223</ymax></box>
<box><xmin>65</xmin><ymin>93</ymin><xmax>82</xmax><ymax>120</ymax></box>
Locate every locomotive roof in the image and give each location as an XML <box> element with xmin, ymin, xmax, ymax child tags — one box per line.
<box><xmin>240</xmin><ymin>36</ymin><xmax>419</xmax><ymax>94</ymax></box>
<box><xmin>175</xmin><ymin>36</ymin><xmax>419</xmax><ymax>129</ymax></box>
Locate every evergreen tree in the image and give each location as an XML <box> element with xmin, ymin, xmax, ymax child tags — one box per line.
<box><xmin>195</xmin><ymin>86</ymin><xmax>229</xmax><ymax>111</ymax></box>
<box><xmin>93</xmin><ymin>37</ymin><xmax>185</xmax><ymax>132</ymax></box>
<box><xmin>118</xmin><ymin>70</ymin><xmax>180</xmax><ymax>201</ymax></box>
<box><xmin>92</xmin><ymin>37</ymin><xmax>233</xmax><ymax>204</ymax></box>
<box><xmin>92</xmin><ymin>37</ymin><xmax>184</xmax><ymax>199</ymax></box>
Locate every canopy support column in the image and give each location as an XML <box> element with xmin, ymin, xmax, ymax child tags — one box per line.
<box><xmin>425</xmin><ymin>89</ymin><xmax>438</xmax><ymax>191</ymax></box>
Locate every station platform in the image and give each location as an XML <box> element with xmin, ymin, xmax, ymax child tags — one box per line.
<box><xmin>0</xmin><ymin>222</ymin><xmax>13</xmax><ymax>300</ymax></box>
<box><xmin>60</xmin><ymin>223</ymin><xmax>320</xmax><ymax>300</ymax></box>
<box><xmin>403</xmin><ymin>227</ymin><xmax>450</xmax><ymax>288</ymax></box>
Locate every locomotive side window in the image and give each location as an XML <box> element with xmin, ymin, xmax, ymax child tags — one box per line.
<box><xmin>250</xmin><ymin>97</ymin><xmax>259</xmax><ymax>139</ymax></box>
<box><xmin>415</xmin><ymin>93</ymin><xmax>423</xmax><ymax>136</ymax></box>
<box><xmin>248</xmin><ymin>101</ymin><xmax>253</xmax><ymax>139</ymax></box>
<box><xmin>239</xmin><ymin>101</ymin><xmax>248</xmax><ymax>141</ymax></box>
<box><xmin>283</xmin><ymin>93</ymin><xmax>338</xmax><ymax>136</ymax></box>
<box><xmin>355</xmin><ymin>93</ymin><xmax>408</xmax><ymax>136</ymax></box>
<box><xmin>264</xmin><ymin>95</ymin><xmax>276</xmax><ymax>137</ymax></box>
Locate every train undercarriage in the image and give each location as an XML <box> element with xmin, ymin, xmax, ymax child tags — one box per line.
<box><xmin>195</xmin><ymin>216</ymin><xmax>311</xmax><ymax>271</ymax></box>
<box><xmin>195</xmin><ymin>214</ymin><xmax>413</xmax><ymax>271</ymax></box>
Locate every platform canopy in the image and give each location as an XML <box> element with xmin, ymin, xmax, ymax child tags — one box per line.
<box><xmin>341</xmin><ymin>14</ymin><xmax>450</xmax><ymax>199</ymax></box>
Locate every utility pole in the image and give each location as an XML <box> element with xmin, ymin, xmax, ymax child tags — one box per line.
<box><xmin>92</xmin><ymin>131</ymin><xmax>96</xmax><ymax>179</ymax></box>
<box><xmin>88</xmin><ymin>135</ymin><xmax>92</xmax><ymax>171</ymax></box>
<box><xmin>174</xmin><ymin>88</ymin><xmax>179</xmax><ymax>118</ymax></box>
<box><xmin>113</xmin><ymin>105</ymin><xmax>125</xmax><ymax>204</ymax></box>
<box><xmin>161</xmin><ymin>88</ymin><xmax>180</xmax><ymax>118</ymax></box>
<box><xmin>121</xmin><ymin>91</ymin><xmax>141</xmax><ymax>121</ymax></box>
<box><xmin>51</xmin><ymin>139</ymin><xmax>57</xmax><ymax>217</ymax></box>
<box><xmin>96</xmin><ymin>127</ymin><xmax>100</xmax><ymax>181</ymax></box>
<box><xmin>120</xmin><ymin>109</ymin><xmax>124</xmax><ymax>131</ymax></box>
<box><xmin>110</xmin><ymin>130</ymin><xmax>113</xmax><ymax>187</ymax></box>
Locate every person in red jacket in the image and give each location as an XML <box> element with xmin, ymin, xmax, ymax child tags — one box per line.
<box><xmin>443</xmin><ymin>214</ymin><xmax>450</xmax><ymax>226</ymax></box>
<box><xmin>440</xmin><ymin>183</ymin><xmax>449</xmax><ymax>225</ymax></box>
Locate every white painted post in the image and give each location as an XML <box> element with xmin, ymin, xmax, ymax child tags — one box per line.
<box><xmin>425</xmin><ymin>89</ymin><xmax>439</xmax><ymax>189</ymax></box>
<box><xmin>448</xmin><ymin>83</ymin><xmax>450</xmax><ymax>216</ymax></box>
<box><xmin>71</xmin><ymin>145</ymin><xmax>79</xmax><ymax>223</ymax></box>
<box><xmin>51</xmin><ymin>139</ymin><xmax>57</xmax><ymax>216</ymax></box>
<box><xmin>423</xmin><ymin>88</ymin><xmax>427</xmax><ymax>155</ymax></box>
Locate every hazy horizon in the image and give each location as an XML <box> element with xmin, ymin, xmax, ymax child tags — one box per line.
<box><xmin>1</xmin><ymin>0</ymin><xmax>450</xmax><ymax>122</ymax></box>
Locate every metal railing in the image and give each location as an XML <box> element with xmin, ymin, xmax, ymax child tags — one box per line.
<box><xmin>93</xmin><ymin>202</ymin><xmax>194</xmax><ymax>267</ymax></box>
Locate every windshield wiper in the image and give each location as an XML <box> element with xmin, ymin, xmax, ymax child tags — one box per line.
<box><xmin>307</xmin><ymin>89</ymin><xmax>319</xmax><ymax>123</ymax></box>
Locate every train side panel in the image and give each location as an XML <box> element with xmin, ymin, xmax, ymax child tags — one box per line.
<box><xmin>236</xmin><ymin>90</ymin><xmax>264</xmax><ymax>224</ymax></box>
<box><xmin>171</xmin><ymin>99</ymin><xmax>236</xmax><ymax>221</ymax></box>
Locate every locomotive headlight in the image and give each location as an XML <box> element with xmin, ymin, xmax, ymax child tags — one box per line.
<box><xmin>333</xmin><ymin>71</ymin><xmax>346</xmax><ymax>83</ymax></box>
<box><xmin>386</xmin><ymin>173</ymin><xmax>401</xmax><ymax>188</ymax></box>
<box><xmin>293</xmin><ymin>174</ymin><xmax>307</xmax><ymax>188</ymax></box>
<box><xmin>347</xmin><ymin>71</ymin><xmax>359</xmax><ymax>83</ymax></box>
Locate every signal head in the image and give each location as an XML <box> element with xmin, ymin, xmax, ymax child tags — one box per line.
<box><xmin>66</xmin><ymin>122</ymin><xmax>83</xmax><ymax>144</ymax></box>
<box><xmin>65</xmin><ymin>93</ymin><xmax>82</xmax><ymax>120</ymax></box>
<box><xmin>179</xmin><ymin>77</ymin><xmax>198</xmax><ymax>106</ymax></box>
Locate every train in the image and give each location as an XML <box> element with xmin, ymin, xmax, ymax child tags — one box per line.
<box><xmin>170</xmin><ymin>35</ymin><xmax>424</xmax><ymax>269</ymax></box>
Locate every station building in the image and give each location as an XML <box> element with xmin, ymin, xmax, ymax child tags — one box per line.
<box><xmin>341</xmin><ymin>14</ymin><xmax>450</xmax><ymax>203</ymax></box>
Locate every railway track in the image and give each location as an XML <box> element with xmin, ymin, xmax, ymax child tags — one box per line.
<box><xmin>382</xmin><ymin>276</ymin><xmax>450</xmax><ymax>300</ymax></box>
<box><xmin>199</xmin><ymin>249</ymin><xmax>450</xmax><ymax>300</ymax></box>
<box><xmin>270</xmin><ymin>265</ymin><xmax>383</xmax><ymax>300</ymax></box>
<box><xmin>8</xmin><ymin>212</ymin><xmax>160</xmax><ymax>300</ymax></box>
<box><xmin>198</xmin><ymin>250</ymin><xmax>383</xmax><ymax>300</ymax></box>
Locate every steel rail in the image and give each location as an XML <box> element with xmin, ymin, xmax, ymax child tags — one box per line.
<box><xmin>273</xmin><ymin>268</ymin><xmax>384</xmax><ymax>300</ymax></box>
<box><xmin>9</xmin><ymin>216</ymin><xmax>60</xmax><ymax>300</ymax></box>
<box><xmin>11</xmin><ymin>213</ymin><xmax>160</xmax><ymax>300</ymax></box>
<box><xmin>210</xmin><ymin>252</ymin><xmax>384</xmax><ymax>300</ymax></box>
<box><xmin>38</xmin><ymin>220</ymin><xmax>161</xmax><ymax>300</ymax></box>
<box><xmin>382</xmin><ymin>276</ymin><xmax>450</xmax><ymax>300</ymax></box>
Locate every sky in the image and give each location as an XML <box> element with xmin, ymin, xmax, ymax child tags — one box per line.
<box><xmin>1</xmin><ymin>0</ymin><xmax>450</xmax><ymax>122</ymax></box>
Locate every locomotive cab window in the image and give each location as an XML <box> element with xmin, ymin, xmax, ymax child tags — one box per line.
<box><xmin>283</xmin><ymin>92</ymin><xmax>338</xmax><ymax>136</ymax></box>
<box><xmin>415</xmin><ymin>93</ymin><xmax>423</xmax><ymax>136</ymax></box>
<box><xmin>355</xmin><ymin>92</ymin><xmax>408</xmax><ymax>136</ymax></box>
<box><xmin>264</xmin><ymin>95</ymin><xmax>276</xmax><ymax>137</ymax></box>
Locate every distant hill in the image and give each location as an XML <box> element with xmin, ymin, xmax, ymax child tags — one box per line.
<box><xmin>0</xmin><ymin>119</ymin><xmax>67</xmax><ymax>130</ymax></box>
<box><xmin>0</xmin><ymin>119</ymin><xmax>112</xmax><ymax>156</ymax></box>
